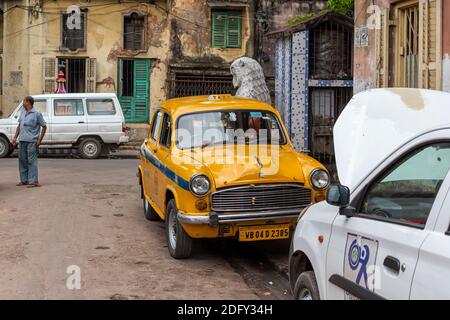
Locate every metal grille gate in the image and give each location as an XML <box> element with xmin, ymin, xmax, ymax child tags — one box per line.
<box><xmin>169</xmin><ymin>70</ymin><xmax>234</xmax><ymax>98</ymax></box>
<box><xmin>309</xmin><ymin>87</ymin><xmax>353</xmax><ymax>179</ymax></box>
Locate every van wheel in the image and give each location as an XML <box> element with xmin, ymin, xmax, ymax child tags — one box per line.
<box><xmin>143</xmin><ymin>196</ymin><xmax>160</xmax><ymax>221</ymax></box>
<box><xmin>0</xmin><ymin>136</ymin><xmax>10</xmax><ymax>158</ymax></box>
<box><xmin>294</xmin><ymin>271</ymin><xmax>320</xmax><ymax>300</ymax></box>
<box><xmin>79</xmin><ymin>138</ymin><xmax>102</xmax><ymax>159</ymax></box>
<box><xmin>165</xmin><ymin>199</ymin><xmax>192</xmax><ymax>259</ymax></box>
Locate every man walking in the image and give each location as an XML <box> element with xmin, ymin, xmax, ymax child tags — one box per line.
<box><xmin>11</xmin><ymin>96</ymin><xmax>47</xmax><ymax>188</ymax></box>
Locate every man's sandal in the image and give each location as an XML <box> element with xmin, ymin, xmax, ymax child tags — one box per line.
<box><xmin>16</xmin><ymin>182</ymin><xmax>28</xmax><ymax>186</ymax></box>
<box><xmin>27</xmin><ymin>183</ymin><xmax>41</xmax><ymax>188</ymax></box>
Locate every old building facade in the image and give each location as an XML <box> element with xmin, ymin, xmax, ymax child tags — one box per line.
<box><xmin>354</xmin><ymin>0</ymin><xmax>450</xmax><ymax>93</ymax></box>
<box><xmin>0</xmin><ymin>0</ymin><xmax>255</xmax><ymax>138</ymax></box>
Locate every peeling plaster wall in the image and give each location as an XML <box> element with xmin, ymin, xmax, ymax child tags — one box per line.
<box><xmin>354</xmin><ymin>0</ymin><xmax>390</xmax><ymax>94</ymax></box>
<box><xmin>169</xmin><ymin>0</ymin><xmax>254</xmax><ymax>65</ymax></box>
<box><xmin>1</xmin><ymin>0</ymin><xmax>31</xmax><ymax>116</ymax></box>
<box><xmin>355</xmin><ymin>0</ymin><xmax>448</xmax><ymax>93</ymax></box>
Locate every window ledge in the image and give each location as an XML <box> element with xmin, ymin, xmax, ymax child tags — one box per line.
<box><xmin>207</xmin><ymin>1</ymin><xmax>249</xmax><ymax>8</ymax></box>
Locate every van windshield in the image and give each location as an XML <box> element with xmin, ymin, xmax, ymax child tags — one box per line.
<box><xmin>176</xmin><ymin>110</ymin><xmax>287</xmax><ymax>149</ymax></box>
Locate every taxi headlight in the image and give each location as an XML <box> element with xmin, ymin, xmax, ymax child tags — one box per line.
<box><xmin>310</xmin><ymin>169</ymin><xmax>330</xmax><ymax>190</ymax></box>
<box><xmin>190</xmin><ymin>175</ymin><xmax>211</xmax><ymax>196</ymax></box>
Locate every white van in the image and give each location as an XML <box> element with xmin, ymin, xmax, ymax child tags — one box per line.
<box><xmin>0</xmin><ymin>93</ymin><xmax>129</xmax><ymax>159</ymax></box>
<box><xmin>289</xmin><ymin>89</ymin><xmax>450</xmax><ymax>300</ymax></box>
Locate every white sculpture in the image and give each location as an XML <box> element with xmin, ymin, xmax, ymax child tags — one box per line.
<box><xmin>230</xmin><ymin>57</ymin><xmax>272</xmax><ymax>106</ymax></box>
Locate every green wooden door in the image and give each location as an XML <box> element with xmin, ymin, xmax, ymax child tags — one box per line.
<box><xmin>118</xmin><ymin>59</ymin><xmax>150</xmax><ymax>123</ymax></box>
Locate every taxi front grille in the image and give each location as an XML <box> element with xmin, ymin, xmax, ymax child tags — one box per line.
<box><xmin>211</xmin><ymin>184</ymin><xmax>312</xmax><ymax>212</ymax></box>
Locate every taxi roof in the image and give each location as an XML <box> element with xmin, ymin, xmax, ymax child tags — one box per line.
<box><xmin>160</xmin><ymin>95</ymin><xmax>274</xmax><ymax>115</ymax></box>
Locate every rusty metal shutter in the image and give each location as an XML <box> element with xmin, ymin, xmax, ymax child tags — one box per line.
<box><xmin>418</xmin><ymin>0</ymin><xmax>442</xmax><ymax>89</ymax></box>
<box><xmin>42</xmin><ymin>57</ymin><xmax>57</xmax><ymax>94</ymax></box>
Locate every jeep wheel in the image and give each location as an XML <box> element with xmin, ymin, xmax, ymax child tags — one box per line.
<box><xmin>294</xmin><ymin>271</ymin><xmax>320</xmax><ymax>300</ymax></box>
<box><xmin>79</xmin><ymin>138</ymin><xmax>102</xmax><ymax>159</ymax></box>
<box><xmin>143</xmin><ymin>196</ymin><xmax>160</xmax><ymax>221</ymax></box>
<box><xmin>0</xmin><ymin>136</ymin><xmax>10</xmax><ymax>158</ymax></box>
<box><xmin>165</xmin><ymin>199</ymin><xmax>192</xmax><ymax>259</ymax></box>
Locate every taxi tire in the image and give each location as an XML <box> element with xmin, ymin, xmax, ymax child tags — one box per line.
<box><xmin>165</xmin><ymin>199</ymin><xmax>192</xmax><ymax>259</ymax></box>
<box><xmin>294</xmin><ymin>271</ymin><xmax>320</xmax><ymax>300</ymax></box>
<box><xmin>143</xmin><ymin>197</ymin><xmax>160</xmax><ymax>221</ymax></box>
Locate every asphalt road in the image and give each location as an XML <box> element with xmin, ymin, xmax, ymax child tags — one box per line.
<box><xmin>0</xmin><ymin>158</ymin><xmax>291</xmax><ymax>300</ymax></box>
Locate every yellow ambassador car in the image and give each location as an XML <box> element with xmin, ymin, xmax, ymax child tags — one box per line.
<box><xmin>138</xmin><ymin>95</ymin><xmax>329</xmax><ymax>259</ymax></box>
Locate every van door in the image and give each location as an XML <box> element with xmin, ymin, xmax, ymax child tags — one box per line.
<box><xmin>326</xmin><ymin>142</ymin><xmax>450</xmax><ymax>300</ymax></box>
<box><xmin>410</xmin><ymin>168</ymin><xmax>450</xmax><ymax>299</ymax></box>
<box><xmin>85</xmin><ymin>97</ymin><xmax>121</xmax><ymax>143</ymax></box>
<box><xmin>52</xmin><ymin>98</ymin><xmax>87</xmax><ymax>144</ymax></box>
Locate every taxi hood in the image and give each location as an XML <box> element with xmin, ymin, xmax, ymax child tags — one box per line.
<box><xmin>180</xmin><ymin>145</ymin><xmax>315</xmax><ymax>188</ymax></box>
<box><xmin>334</xmin><ymin>88</ymin><xmax>450</xmax><ymax>191</ymax></box>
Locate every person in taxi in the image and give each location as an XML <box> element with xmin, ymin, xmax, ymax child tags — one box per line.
<box><xmin>138</xmin><ymin>95</ymin><xmax>329</xmax><ymax>259</ymax></box>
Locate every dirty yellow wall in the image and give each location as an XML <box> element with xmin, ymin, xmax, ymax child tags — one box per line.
<box><xmin>1</xmin><ymin>0</ymin><xmax>254</xmax><ymax>126</ymax></box>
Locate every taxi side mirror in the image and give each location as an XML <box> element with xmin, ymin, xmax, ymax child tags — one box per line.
<box><xmin>326</xmin><ymin>184</ymin><xmax>350</xmax><ymax>207</ymax></box>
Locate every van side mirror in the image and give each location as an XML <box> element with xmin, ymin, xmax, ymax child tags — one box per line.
<box><xmin>326</xmin><ymin>185</ymin><xmax>357</xmax><ymax>218</ymax></box>
<box><xmin>326</xmin><ymin>185</ymin><xmax>350</xmax><ymax>207</ymax></box>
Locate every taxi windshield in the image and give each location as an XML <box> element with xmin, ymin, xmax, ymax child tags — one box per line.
<box><xmin>176</xmin><ymin>110</ymin><xmax>287</xmax><ymax>149</ymax></box>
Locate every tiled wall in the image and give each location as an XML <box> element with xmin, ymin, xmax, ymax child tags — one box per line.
<box><xmin>275</xmin><ymin>31</ymin><xmax>309</xmax><ymax>152</ymax></box>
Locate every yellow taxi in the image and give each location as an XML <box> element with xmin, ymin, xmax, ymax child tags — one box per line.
<box><xmin>138</xmin><ymin>94</ymin><xmax>329</xmax><ymax>259</ymax></box>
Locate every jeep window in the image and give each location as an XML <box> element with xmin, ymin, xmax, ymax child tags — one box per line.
<box><xmin>361</xmin><ymin>142</ymin><xmax>450</xmax><ymax>227</ymax></box>
<box><xmin>54</xmin><ymin>99</ymin><xmax>84</xmax><ymax>116</ymax></box>
<box><xmin>176</xmin><ymin>110</ymin><xmax>286</xmax><ymax>149</ymax></box>
<box><xmin>14</xmin><ymin>100</ymin><xmax>47</xmax><ymax>118</ymax></box>
<box><xmin>86</xmin><ymin>99</ymin><xmax>116</xmax><ymax>115</ymax></box>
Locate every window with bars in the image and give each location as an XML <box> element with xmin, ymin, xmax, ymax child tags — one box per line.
<box><xmin>398</xmin><ymin>4</ymin><xmax>420</xmax><ymax>88</ymax></box>
<box><xmin>124</xmin><ymin>13</ymin><xmax>145</xmax><ymax>51</ymax></box>
<box><xmin>61</xmin><ymin>11</ymin><xmax>86</xmax><ymax>51</ymax></box>
<box><xmin>169</xmin><ymin>72</ymin><xmax>234</xmax><ymax>98</ymax></box>
<box><xmin>211</xmin><ymin>10</ymin><xmax>242</xmax><ymax>48</ymax></box>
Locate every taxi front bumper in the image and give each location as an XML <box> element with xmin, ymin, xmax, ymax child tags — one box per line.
<box><xmin>177</xmin><ymin>208</ymin><xmax>302</xmax><ymax>227</ymax></box>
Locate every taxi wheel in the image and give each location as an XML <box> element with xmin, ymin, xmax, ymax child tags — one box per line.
<box><xmin>294</xmin><ymin>271</ymin><xmax>320</xmax><ymax>300</ymax></box>
<box><xmin>143</xmin><ymin>196</ymin><xmax>160</xmax><ymax>221</ymax></box>
<box><xmin>165</xmin><ymin>199</ymin><xmax>192</xmax><ymax>259</ymax></box>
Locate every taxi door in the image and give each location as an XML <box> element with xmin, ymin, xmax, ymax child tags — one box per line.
<box><xmin>326</xmin><ymin>142</ymin><xmax>450</xmax><ymax>300</ymax></box>
<box><xmin>144</xmin><ymin>110</ymin><xmax>163</xmax><ymax>207</ymax></box>
<box><xmin>154</xmin><ymin>112</ymin><xmax>173</xmax><ymax>214</ymax></box>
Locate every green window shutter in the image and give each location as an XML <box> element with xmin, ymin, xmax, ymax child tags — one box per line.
<box><xmin>133</xmin><ymin>59</ymin><xmax>150</xmax><ymax>123</ymax></box>
<box><xmin>211</xmin><ymin>11</ymin><xmax>227</xmax><ymax>48</ymax></box>
<box><xmin>226</xmin><ymin>11</ymin><xmax>241</xmax><ymax>48</ymax></box>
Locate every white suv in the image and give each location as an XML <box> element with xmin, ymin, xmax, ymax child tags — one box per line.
<box><xmin>289</xmin><ymin>88</ymin><xmax>450</xmax><ymax>300</ymax></box>
<box><xmin>0</xmin><ymin>93</ymin><xmax>129</xmax><ymax>159</ymax></box>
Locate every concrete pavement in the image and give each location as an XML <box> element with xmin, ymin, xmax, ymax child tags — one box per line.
<box><xmin>0</xmin><ymin>158</ymin><xmax>290</xmax><ymax>299</ymax></box>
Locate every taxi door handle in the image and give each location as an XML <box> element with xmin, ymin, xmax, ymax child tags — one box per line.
<box><xmin>383</xmin><ymin>256</ymin><xmax>401</xmax><ymax>273</ymax></box>
<box><xmin>78</xmin><ymin>121</ymin><xmax>85</xmax><ymax>124</ymax></box>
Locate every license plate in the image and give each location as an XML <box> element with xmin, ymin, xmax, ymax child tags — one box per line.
<box><xmin>238</xmin><ymin>224</ymin><xmax>290</xmax><ymax>242</ymax></box>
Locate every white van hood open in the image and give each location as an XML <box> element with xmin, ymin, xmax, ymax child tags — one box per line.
<box><xmin>334</xmin><ymin>88</ymin><xmax>450</xmax><ymax>191</ymax></box>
